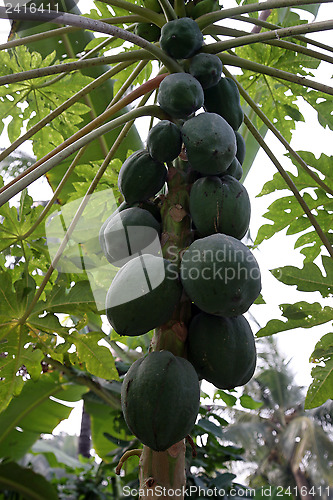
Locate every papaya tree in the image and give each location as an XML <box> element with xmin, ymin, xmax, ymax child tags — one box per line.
<box><xmin>0</xmin><ymin>0</ymin><xmax>332</xmax><ymax>498</ymax></box>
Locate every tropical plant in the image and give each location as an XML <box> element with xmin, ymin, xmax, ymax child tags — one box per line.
<box><xmin>219</xmin><ymin>339</ymin><xmax>333</xmax><ymax>498</ymax></box>
<box><xmin>0</xmin><ymin>0</ymin><xmax>332</xmax><ymax>498</ymax></box>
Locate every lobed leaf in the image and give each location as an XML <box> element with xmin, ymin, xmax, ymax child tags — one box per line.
<box><xmin>305</xmin><ymin>333</ymin><xmax>333</xmax><ymax>409</ymax></box>
<box><xmin>256</xmin><ymin>301</ymin><xmax>333</xmax><ymax>337</ymax></box>
<box><xmin>71</xmin><ymin>330</ymin><xmax>119</xmax><ymax>381</ymax></box>
<box><xmin>271</xmin><ymin>255</ymin><xmax>333</xmax><ymax>297</ymax></box>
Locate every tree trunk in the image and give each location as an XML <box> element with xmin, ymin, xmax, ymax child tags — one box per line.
<box><xmin>78</xmin><ymin>403</ymin><xmax>91</xmax><ymax>458</ymax></box>
<box><xmin>139</xmin><ymin>441</ymin><xmax>186</xmax><ymax>500</ymax></box>
<box><xmin>292</xmin><ymin>465</ymin><xmax>313</xmax><ymax>500</ymax></box>
<box><xmin>137</xmin><ymin>160</ymin><xmax>193</xmax><ymax>499</ymax></box>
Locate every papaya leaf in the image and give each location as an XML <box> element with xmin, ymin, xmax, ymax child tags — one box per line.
<box><xmin>32</xmin><ymin>439</ymin><xmax>89</xmax><ymax>470</ymax></box>
<box><xmin>8</xmin><ymin>10</ymin><xmax>143</xmax><ymax>203</ymax></box>
<box><xmin>0</xmin><ymin>462</ymin><xmax>58</xmax><ymax>500</ymax></box>
<box><xmin>71</xmin><ymin>330</ymin><xmax>119</xmax><ymax>381</ymax></box>
<box><xmin>83</xmin><ymin>390</ymin><xmax>131</xmax><ymax>462</ymax></box>
<box><xmin>0</xmin><ymin>373</ymin><xmax>87</xmax><ymax>460</ymax></box>
<box><xmin>256</xmin><ymin>302</ymin><xmax>333</xmax><ymax>337</ymax></box>
<box><xmin>305</xmin><ymin>333</ymin><xmax>333</xmax><ymax>409</ymax></box>
<box><xmin>196</xmin><ymin>418</ymin><xmax>224</xmax><ymax>439</ymax></box>
<box><xmin>257</xmin><ymin>152</ymin><xmax>333</xmax><ymax>196</ymax></box>
<box><xmin>271</xmin><ymin>256</ymin><xmax>333</xmax><ymax>298</ymax></box>
<box><xmin>34</xmin><ymin>280</ymin><xmax>98</xmax><ymax>316</ymax></box>
<box><xmin>0</xmin><ymin>325</ymin><xmax>45</xmax><ymax>411</ymax></box>
<box><xmin>255</xmin><ymin>178</ymin><xmax>332</xmax><ymax>262</ymax></box>
<box><xmin>0</xmin><ymin>46</ymin><xmax>91</xmax><ymax>150</ymax></box>
<box><xmin>214</xmin><ymin>390</ymin><xmax>237</xmax><ymax>407</ymax></box>
<box><xmin>239</xmin><ymin>394</ymin><xmax>263</xmax><ymax>410</ymax></box>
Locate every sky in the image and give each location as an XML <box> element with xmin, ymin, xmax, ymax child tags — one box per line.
<box><xmin>0</xmin><ymin>1</ymin><xmax>332</xmax><ymax>435</ymax></box>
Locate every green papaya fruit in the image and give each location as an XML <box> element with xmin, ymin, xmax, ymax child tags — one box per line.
<box><xmin>204</xmin><ymin>77</ymin><xmax>244</xmax><ymax>131</ymax></box>
<box><xmin>118</xmin><ymin>150</ymin><xmax>167</xmax><ymax>204</ymax></box>
<box><xmin>192</xmin><ymin>0</ymin><xmax>220</xmax><ymax>18</ymax></box>
<box><xmin>235</xmin><ymin>130</ymin><xmax>246</xmax><ymax>165</ymax></box>
<box><xmin>135</xmin><ymin>22</ymin><xmax>161</xmax><ymax>42</ymax></box>
<box><xmin>98</xmin><ymin>201</ymin><xmax>127</xmax><ymax>256</ymax></box>
<box><xmin>147</xmin><ymin>120</ymin><xmax>182</xmax><ymax>162</ymax></box>
<box><xmin>224</xmin><ymin>157</ymin><xmax>243</xmax><ymax>180</ymax></box>
<box><xmin>189</xmin><ymin>175</ymin><xmax>250</xmax><ymax>239</ymax></box>
<box><xmin>106</xmin><ymin>254</ymin><xmax>182</xmax><ymax>335</ymax></box>
<box><xmin>100</xmin><ymin>207</ymin><xmax>161</xmax><ymax>266</ymax></box>
<box><xmin>180</xmin><ymin>234</ymin><xmax>261</xmax><ymax>317</ymax></box>
<box><xmin>157</xmin><ymin>73</ymin><xmax>204</xmax><ymax>119</ymax></box>
<box><xmin>189</xmin><ymin>53</ymin><xmax>223</xmax><ymax>89</ymax></box>
<box><xmin>181</xmin><ymin>112</ymin><xmax>236</xmax><ymax>175</ymax></box>
<box><xmin>134</xmin><ymin>200</ymin><xmax>162</xmax><ymax>223</ymax></box>
<box><xmin>121</xmin><ymin>351</ymin><xmax>200</xmax><ymax>451</ymax></box>
<box><xmin>187</xmin><ymin>312</ymin><xmax>256</xmax><ymax>389</ymax></box>
<box><xmin>160</xmin><ymin>17</ymin><xmax>203</xmax><ymax>59</ymax></box>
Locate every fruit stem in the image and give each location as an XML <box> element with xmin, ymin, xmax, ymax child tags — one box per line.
<box><xmin>174</xmin><ymin>0</ymin><xmax>187</xmax><ymax>18</ymax></box>
<box><xmin>158</xmin><ymin>0</ymin><xmax>178</xmax><ymax>21</ymax></box>
<box><xmin>116</xmin><ymin>449</ymin><xmax>142</xmax><ymax>475</ymax></box>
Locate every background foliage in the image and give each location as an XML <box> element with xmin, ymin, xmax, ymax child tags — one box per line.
<box><xmin>0</xmin><ymin>0</ymin><xmax>332</xmax><ymax>496</ymax></box>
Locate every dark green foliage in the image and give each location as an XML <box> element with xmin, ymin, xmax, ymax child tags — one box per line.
<box><xmin>106</xmin><ymin>255</ymin><xmax>182</xmax><ymax>336</ymax></box>
<box><xmin>182</xmin><ymin>112</ymin><xmax>236</xmax><ymax>174</ymax></box>
<box><xmin>135</xmin><ymin>22</ymin><xmax>161</xmax><ymax>42</ymax></box>
<box><xmin>189</xmin><ymin>53</ymin><xmax>223</xmax><ymax>89</ymax></box>
<box><xmin>180</xmin><ymin>234</ymin><xmax>261</xmax><ymax>317</ymax></box>
<box><xmin>235</xmin><ymin>131</ymin><xmax>246</xmax><ymax>165</ymax></box>
<box><xmin>204</xmin><ymin>78</ymin><xmax>244</xmax><ymax>131</ymax></box>
<box><xmin>118</xmin><ymin>150</ymin><xmax>167</xmax><ymax>204</ymax></box>
<box><xmin>160</xmin><ymin>17</ymin><xmax>203</xmax><ymax>59</ymax></box>
<box><xmin>121</xmin><ymin>351</ymin><xmax>200</xmax><ymax>451</ymax></box>
<box><xmin>100</xmin><ymin>207</ymin><xmax>161</xmax><ymax>266</ymax></box>
<box><xmin>187</xmin><ymin>312</ymin><xmax>257</xmax><ymax>389</ymax></box>
<box><xmin>189</xmin><ymin>175</ymin><xmax>251</xmax><ymax>239</ymax></box>
<box><xmin>157</xmin><ymin>73</ymin><xmax>204</xmax><ymax>119</ymax></box>
<box><xmin>147</xmin><ymin>120</ymin><xmax>182</xmax><ymax>162</ymax></box>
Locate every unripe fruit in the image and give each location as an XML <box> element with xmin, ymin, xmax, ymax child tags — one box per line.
<box><xmin>182</xmin><ymin>112</ymin><xmax>236</xmax><ymax>175</ymax></box>
<box><xmin>157</xmin><ymin>73</ymin><xmax>204</xmax><ymax>119</ymax></box>
<box><xmin>147</xmin><ymin>120</ymin><xmax>182</xmax><ymax>162</ymax></box>
<box><xmin>160</xmin><ymin>17</ymin><xmax>203</xmax><ymax>59</ymax></box>
<box><xmin>189</xmin><ymin>53</ymin><xmax>223</xmax><ymax>89</ymax></box>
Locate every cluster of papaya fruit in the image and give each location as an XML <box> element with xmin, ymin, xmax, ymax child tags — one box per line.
<box><xmin>99</xmin><ymin>17</ymin><xmax>261</xmax><ymax>452</ymax></box>
<box><xmin>135</xmin><ymin>0</ymin><xmax>220</xmax><ymax>42</ymax></box>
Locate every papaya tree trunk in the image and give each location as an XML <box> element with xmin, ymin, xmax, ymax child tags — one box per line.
<box><xmin>138</xmin><ymin>160</ymin><xmax>193</xmax><ymax>499</ymax></box>
<box><xmin>291</xmin><ymin>466</ymin><xmax>313</xmax><ymax>500</ymax></box>
<box><xmin>78</xmin><ymin>403</ymin><xmax>91</xmax><ymax>458</ymax></box>
<box><xmin>139</xmin><ymin>442</ymin><xmax>186</xmax><ymax>499</ymax></box>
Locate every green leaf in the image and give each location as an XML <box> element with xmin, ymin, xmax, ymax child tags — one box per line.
<box><xmin>271</xmin><ymin>256</ymin><xmax>333</xmax><ymax>297</ymax></box>
<box><xmin>196</xmin><ymin>418</ymin><xmax>223</xmax><ymax>439</ymax></box>
<box><xmin>0</xmin><ymin>373</ymin><xmax>86</xmax><ymax>460</ymax></box>
<box><xmin>305</xmin><ymin>333</ymin><xmax>333</xmax><ymax>409</ymax></box>
<box><xmin>239</xmin><ymin>394</ymin><xmax>263</xmax><ymax>410</ymax></box>
<box><xmin>257</xmin><ymin>302</ymin><xmax>333</xmax><ymax>337</ymax></box>
<box><xmin>0</xmin><ymin>326</ymin><xmax>44</xmax><ymax>410</ymax></box>
<box><xmin>214</xmin><ymin>390</ymin><xmax>237</xmax><ymax>407</ymax></box>
<box><xmin>32</xmin><ymin>439</ymin><xmax>89</xmax><ymax>470</ymax></box>
<box><xmin>83</xmin><ymin>390</ymin><xmax>130</xmax><ymax>462</ymax></box>
<box><xmin>71</xmin><ymin>331</ymin><xmax>119</xmax><ymax>380</ymax></box>
<box><xmin>0</xmin><ymin>462</ymin><xmax>58</xmax><ymax>500</ymax></box>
